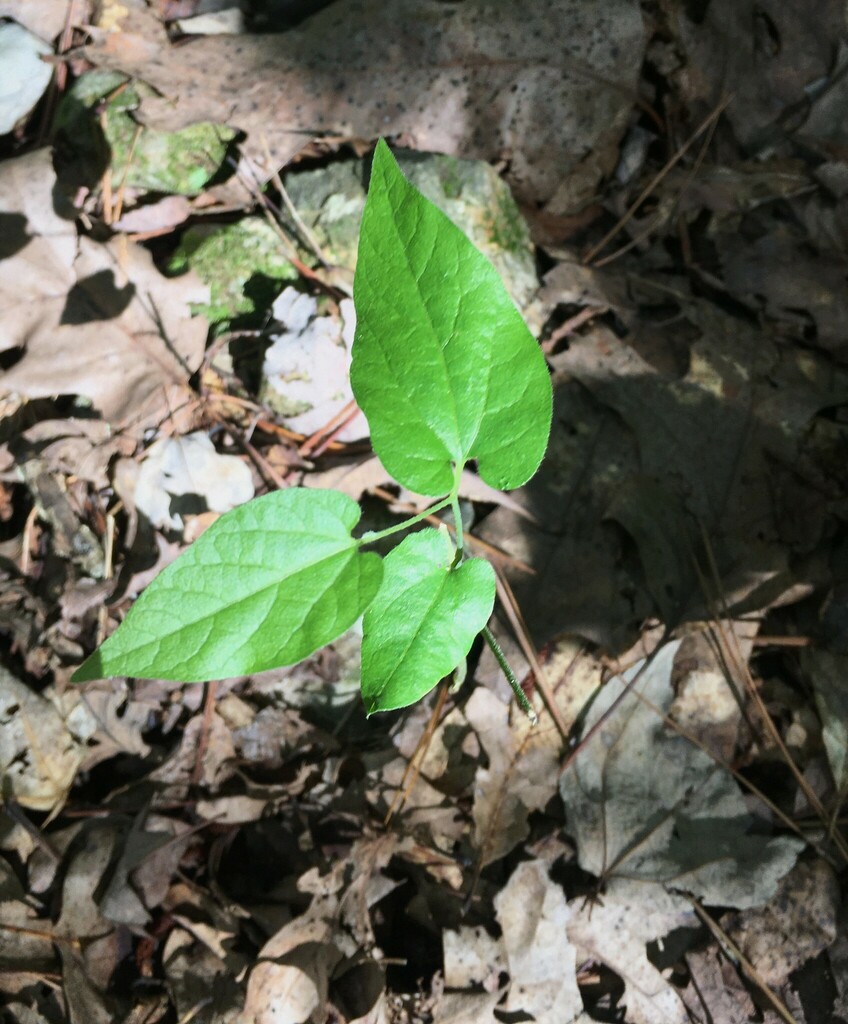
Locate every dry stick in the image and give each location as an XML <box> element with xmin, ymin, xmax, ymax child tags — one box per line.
<box><xmin>260</xmin><ymin>134</ymin><xmax>330</xmax><ymax>266</ymax></box>
<box><xmin>191</xmin><ymin>679</ymin><xmax>220</xmax><ymax>788</ymax></box>
<box><xmin>222</xmin><ymin>424</ymin><xmax>289</xmax><ymax>490</ymax></box>
<box><xmin>176</xmin><ymin>998</ymin><xmax>214</xmax><ymax>1024</ymax></box>
<box><xmin>235</xmin><ymin>156</ymin><xmax>344</xmax><ymax>297</ymax></box>
<box><xmin>751</xmin><ymin>635</ymin><xmax>811</xmax><ymax>648</ymax></box>
<box><xmin>96</xmin><ymin>510</ymin><xmax>116</xmax><ymax>647</ymax></box>
<box><xmin>688</xmin><ymin>898</ymin><xmax>800</xmax><ymax>1024</ymax></box>
<box><xmin>494</xmin><ymin>570</ymin><xmax>571</xmax><ymax>743</ymax></box>
<box><xmin>541</xmin><ymin>304</ymin><xmax>608</xmax><ymax>354</ymax></box>
<box><xmin>384</xmin><ymin>680</ymin><xmax>449</xmax><ymax>825</ymax></box>
<box><xmin>99</xmin><ymin>111</ymin><xmax>114</xmax><ymax>225</ymax></box>
<box><xmin>828</xmin><ymin>780</ymin><xmax>848</xmax><ymax>847</ymax></box>
<box><xmin>582</xmin><ymin>95</ymin><xmax>732</xmax><ymax>266</ymax></box>
<box><xmin>309</xmin><ymin>404</ymin><xmax>364</xmax><ymax>458</ymax></box>
<box><xmin>298</xmin><ymin>398</ymin><xmax>360</xmax><ymax>456</ymax></box>
<box><xmin>695</xmin><ymin>527</ymin><xmax>848</xmax><ymax>864</ymax></box>
<box><xmin>591</xmin><ymin>96</ymin><xmax>722</xmax><ymax>270</ymax></box>
<box><xmin>19</xmin><ymin>505</ymin><xmax>38</xmax><ymax>575</ymax></box>
<box><xmin>0</xmin><ymin>922</ymin><xmax>80</xmax><ymax>949</ymax></box>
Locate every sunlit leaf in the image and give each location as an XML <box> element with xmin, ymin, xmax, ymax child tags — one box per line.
<box><xmin>351</xmin><ymin>139</ymin><xmax>552</xmax><ymax>497</ymax></box>
<box><xmin>361</xmin><ymin>528</ymin><xmax>495</xmax><ymax>713</ymax></box>
<box><xmin>72</xmin><ymin>489</ymin><xmax>383</xmax><ymax>683</ymax></box>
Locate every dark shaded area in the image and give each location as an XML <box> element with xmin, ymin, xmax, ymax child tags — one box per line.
<box><xmin>0</xmin><ymin>213</ymin><xmax>30</xmax><ymax>260</ymax></box>
<box><xmin>60</xmin><ymin>270</ymin><xmax>135</xmax><ymax>324</ymax></box>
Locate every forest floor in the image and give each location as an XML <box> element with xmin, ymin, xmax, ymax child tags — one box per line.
<box><xmin>1</xmin><ymin>1</ymin><xmax>847</xmax><ymax>1022</ymax></box>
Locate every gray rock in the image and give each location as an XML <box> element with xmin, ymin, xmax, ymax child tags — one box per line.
<box><xmin>284</xmin><ymin>151</ymin><xmax>539</xmax><ymax>310</ymax></box>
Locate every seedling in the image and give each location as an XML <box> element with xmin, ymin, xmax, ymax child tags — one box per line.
<box><xmin>73</xmin><ymin>141</ymin><xmax>553</xmax><ymax>716</ymax></box>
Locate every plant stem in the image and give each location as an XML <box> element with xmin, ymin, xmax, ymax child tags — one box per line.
<box><xmin>358</xmin><ymin>495</ymin><xmax>453</xmax><ymax>546</ymax></box>
<box><xmin>451</xmin><ymin>463</ymin><xmax>464</xmax><ymax>555</ymax></box>
<box><xmin>482</xmin><ymin>625</ymin><xmax>538</xmax><ymax>725</ymax></box>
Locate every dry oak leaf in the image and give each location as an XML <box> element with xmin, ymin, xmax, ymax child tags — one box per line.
<box><xmin>0</xmin><ymin>150</ymin><xmax>208</xmax><ymax>434</ymax></box>
<box><xmin>560</xmin><ymin>640</ymin><xmax>803</xmax><ymax>908</ymax></box>
<box><xmin>82</xmin><ymin>0</ymin><xmax>645</xmax><ymax>212</ymax></box>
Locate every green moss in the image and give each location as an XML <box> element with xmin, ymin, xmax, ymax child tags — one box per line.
<box><xmin>55</xmin><ymin>70</ymin><xmax>234</xmax><ymax>196</ymax></box>
<box><xmin>438</xmin><ymin>156</ymin><xmax>464</xmax><ymax>199</ymax></box>
<box><xmin>486</xmin><ymin>188</ymin><xmax>529</xmax><ymax>253</ymax></box>
<box><xmin>169</xmin><ymin>219</ymin><xmax>298</xmax><ymax>328</ymax></box>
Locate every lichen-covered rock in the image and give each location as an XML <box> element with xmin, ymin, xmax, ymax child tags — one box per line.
<box><xmin>55</xmin><ymin>70</ymin><xmax>235</xmax><ymax>196</ymax></box>
<box><xmin>169</xmin><ymin>219</ymin><xmax>298</xmax><ymax>328</ymax></box>
<box><xmin>284</xmin><ymin>151</ymin><xmax>539</xmax><ymax>310</ymax></box>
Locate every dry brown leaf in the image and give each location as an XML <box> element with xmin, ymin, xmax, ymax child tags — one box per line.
<box><xmin>568</xmin><ymin>878</ymin><xmax>694</xmax><ymax>1024</ymax></box>
<box><xmin>243</xmin><ymin>840</ymin><xmax>396</xmax><ymax>1024</ymax></box>
<box><xmin>150</xmin><ymin>711</ymin><xmax>237</xmax><ymax>792</ymax></box>
<box><xmin>718</xmin><ymin>225</ymin><xmax>848</xmax><ymax>360</ymax></box>
<box><xmin>668</xmin><ymin>624</ymin><xmax>759</xmax><ymax>763</ymax></box>
<box><xmin>0</xmin><ymin>665</ymin><xmax>82</xmax><ymax>811</ymax></box>
<box><xmin>465</xmin><ymin>688</ymin><xmax>559</xmax><ymax>866</ymax></box>
<box><xmin>83</xmin><ymin>0</ymin><xmax>645</xmax><ymax>211</ymax></box>
<box><xmin>560</xmin><ymin>641</ymin><xmax>803</xmax><ymax>907</ymax></box>
<box><xmin>0</xmin><ymin>0</ymin><xmax>70</xmax><ymax>39</ymax></box>
<box><xmin>430</xmin><ymin>991</ymin><xmax>501</xmax><ymax>1024</ymax></box>
<box><xmin>494</xmin><ymin>860</ymin><xmax>583</xmax><ymax>1023</ymax></box>
<box><xmin>675</xmin><ymin>0</ymin><xmax>845</xmax><ymax>151</ymax></box>
<box><xmin>442</xmin><ymin>926</ymin><xmax>504</xmax><ymax>990</ymax></box>
<box><xmin>132</xmin><ymin>432</ymin><xmax>255</xmax><ymax>531</ymax></box>
<box><xmin>113</xmin><ymin>195</ymin><xmax>194</xmax><ymax>234</ymax></box>
<box><xmin>482</xmin><ymin>302</ymin><xmax>848</xmax><ymax>652</ymax></box>
<box><xmin>0</xmin><ymin>151</ymin><xmax>209</xmax><ymax>436</ymax></box>
<box><xmin>56</xmin><ymin>826</ymin><xmax>119</xmax><ymax>939</ymax></box>
<box><xmin>682</xmin><ymin>947</ymin><xmax>763</xmax><ymax>1024</ymax></box>
<box><xmin>60</xmin><ymin>947</ymin><xmax>113</xmax><ymax>1024</ymax></box>
<box><xmin>0</xmin><ymin>418</ymin><xmax>133</xmax><ymax>490</ymax></box>
<box><xmin>725</xmin><ymin>859</ymin><xmax>840</xmax><ymax>988</ymax></box>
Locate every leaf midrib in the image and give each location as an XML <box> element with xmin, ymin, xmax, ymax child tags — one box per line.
<box><xmin>381</xmin><ymin>169</ymin><xmax>466</xmax><ymax>464</ymax></box>
<box><xmin>113</xmin><ymin>540</ymin><xmax>358</xmax><ymax>656</ymax></box>
<box><xmin>369</xmin><ymin>564</ymin><xmax>451</xmax><ymax>704</ymax></box>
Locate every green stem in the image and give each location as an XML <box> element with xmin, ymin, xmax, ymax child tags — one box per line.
<box><xmin>357</xmin><ymin>495</ymin><xmax>453</xmax><ymax>546</ymax></box>
<box><xmin>482</xmin><ymin>625</ymin><xmax>538</xmax><ymax>725</ymax></box>
<box><xmin>451</xmin><ymin>463</ymin><xmax>464</xmax><ymax>556</ymax></box>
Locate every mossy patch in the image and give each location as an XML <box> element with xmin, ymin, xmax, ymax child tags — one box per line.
<box><xmin>168</xmin><ymin>219</ymin><xmax>298</xmax><ymax>329</ymax></box>
<box><xmin>485</xmin><ymin>188</ymin><xmax>529</xmax><ymax>254</ymax></box>
<box><xmin>55</xmin><ymin>70</ymin><xmax>235</xmax><ymax>196</ymax></box>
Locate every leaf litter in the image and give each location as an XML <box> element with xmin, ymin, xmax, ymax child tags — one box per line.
<box><xmin>1</xmin><ymin>1</ymin><xmax>848</xmax><ymax>1022</ymax></box>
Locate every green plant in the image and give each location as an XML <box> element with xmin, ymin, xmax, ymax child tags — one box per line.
<box><xmin>73</xmin><ymin>140</ymin><xmax>552</xmax><ymax>716</ymax></box>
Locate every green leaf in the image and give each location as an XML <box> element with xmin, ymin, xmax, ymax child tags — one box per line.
<box><xmin>351</xmin><ymin>139</ymin><xmax>552</xmax><ymax>497</ymax></box>
<box><xmin>361</xmin><ymin>528</ymin><xmax>496</xmax><ymax>713</ymax></box>
<box><xmin>72</xmin><ymin>489</ymin><xmax>383</xmax><ymax>683</ymax></box>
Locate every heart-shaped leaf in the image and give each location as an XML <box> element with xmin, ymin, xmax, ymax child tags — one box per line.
<box><xmin>351</xmin><ymin>139</ymin><xmax>552</xmax><ymax>497</ymax></box>
<box><xmin>361</xmin><ymin>528</ymin><xmax>496</xmax><ymax>713</ymax></box>
<box><xmin>72</xmin><ymin>489</ymin><xmax>383</xmax><ymax>682</ymax></box>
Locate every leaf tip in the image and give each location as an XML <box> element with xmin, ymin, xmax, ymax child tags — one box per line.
<box><xmin>70</xmin><ymin>650</ymin><xmax>105</xmax><ymax>684</ymax></box>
